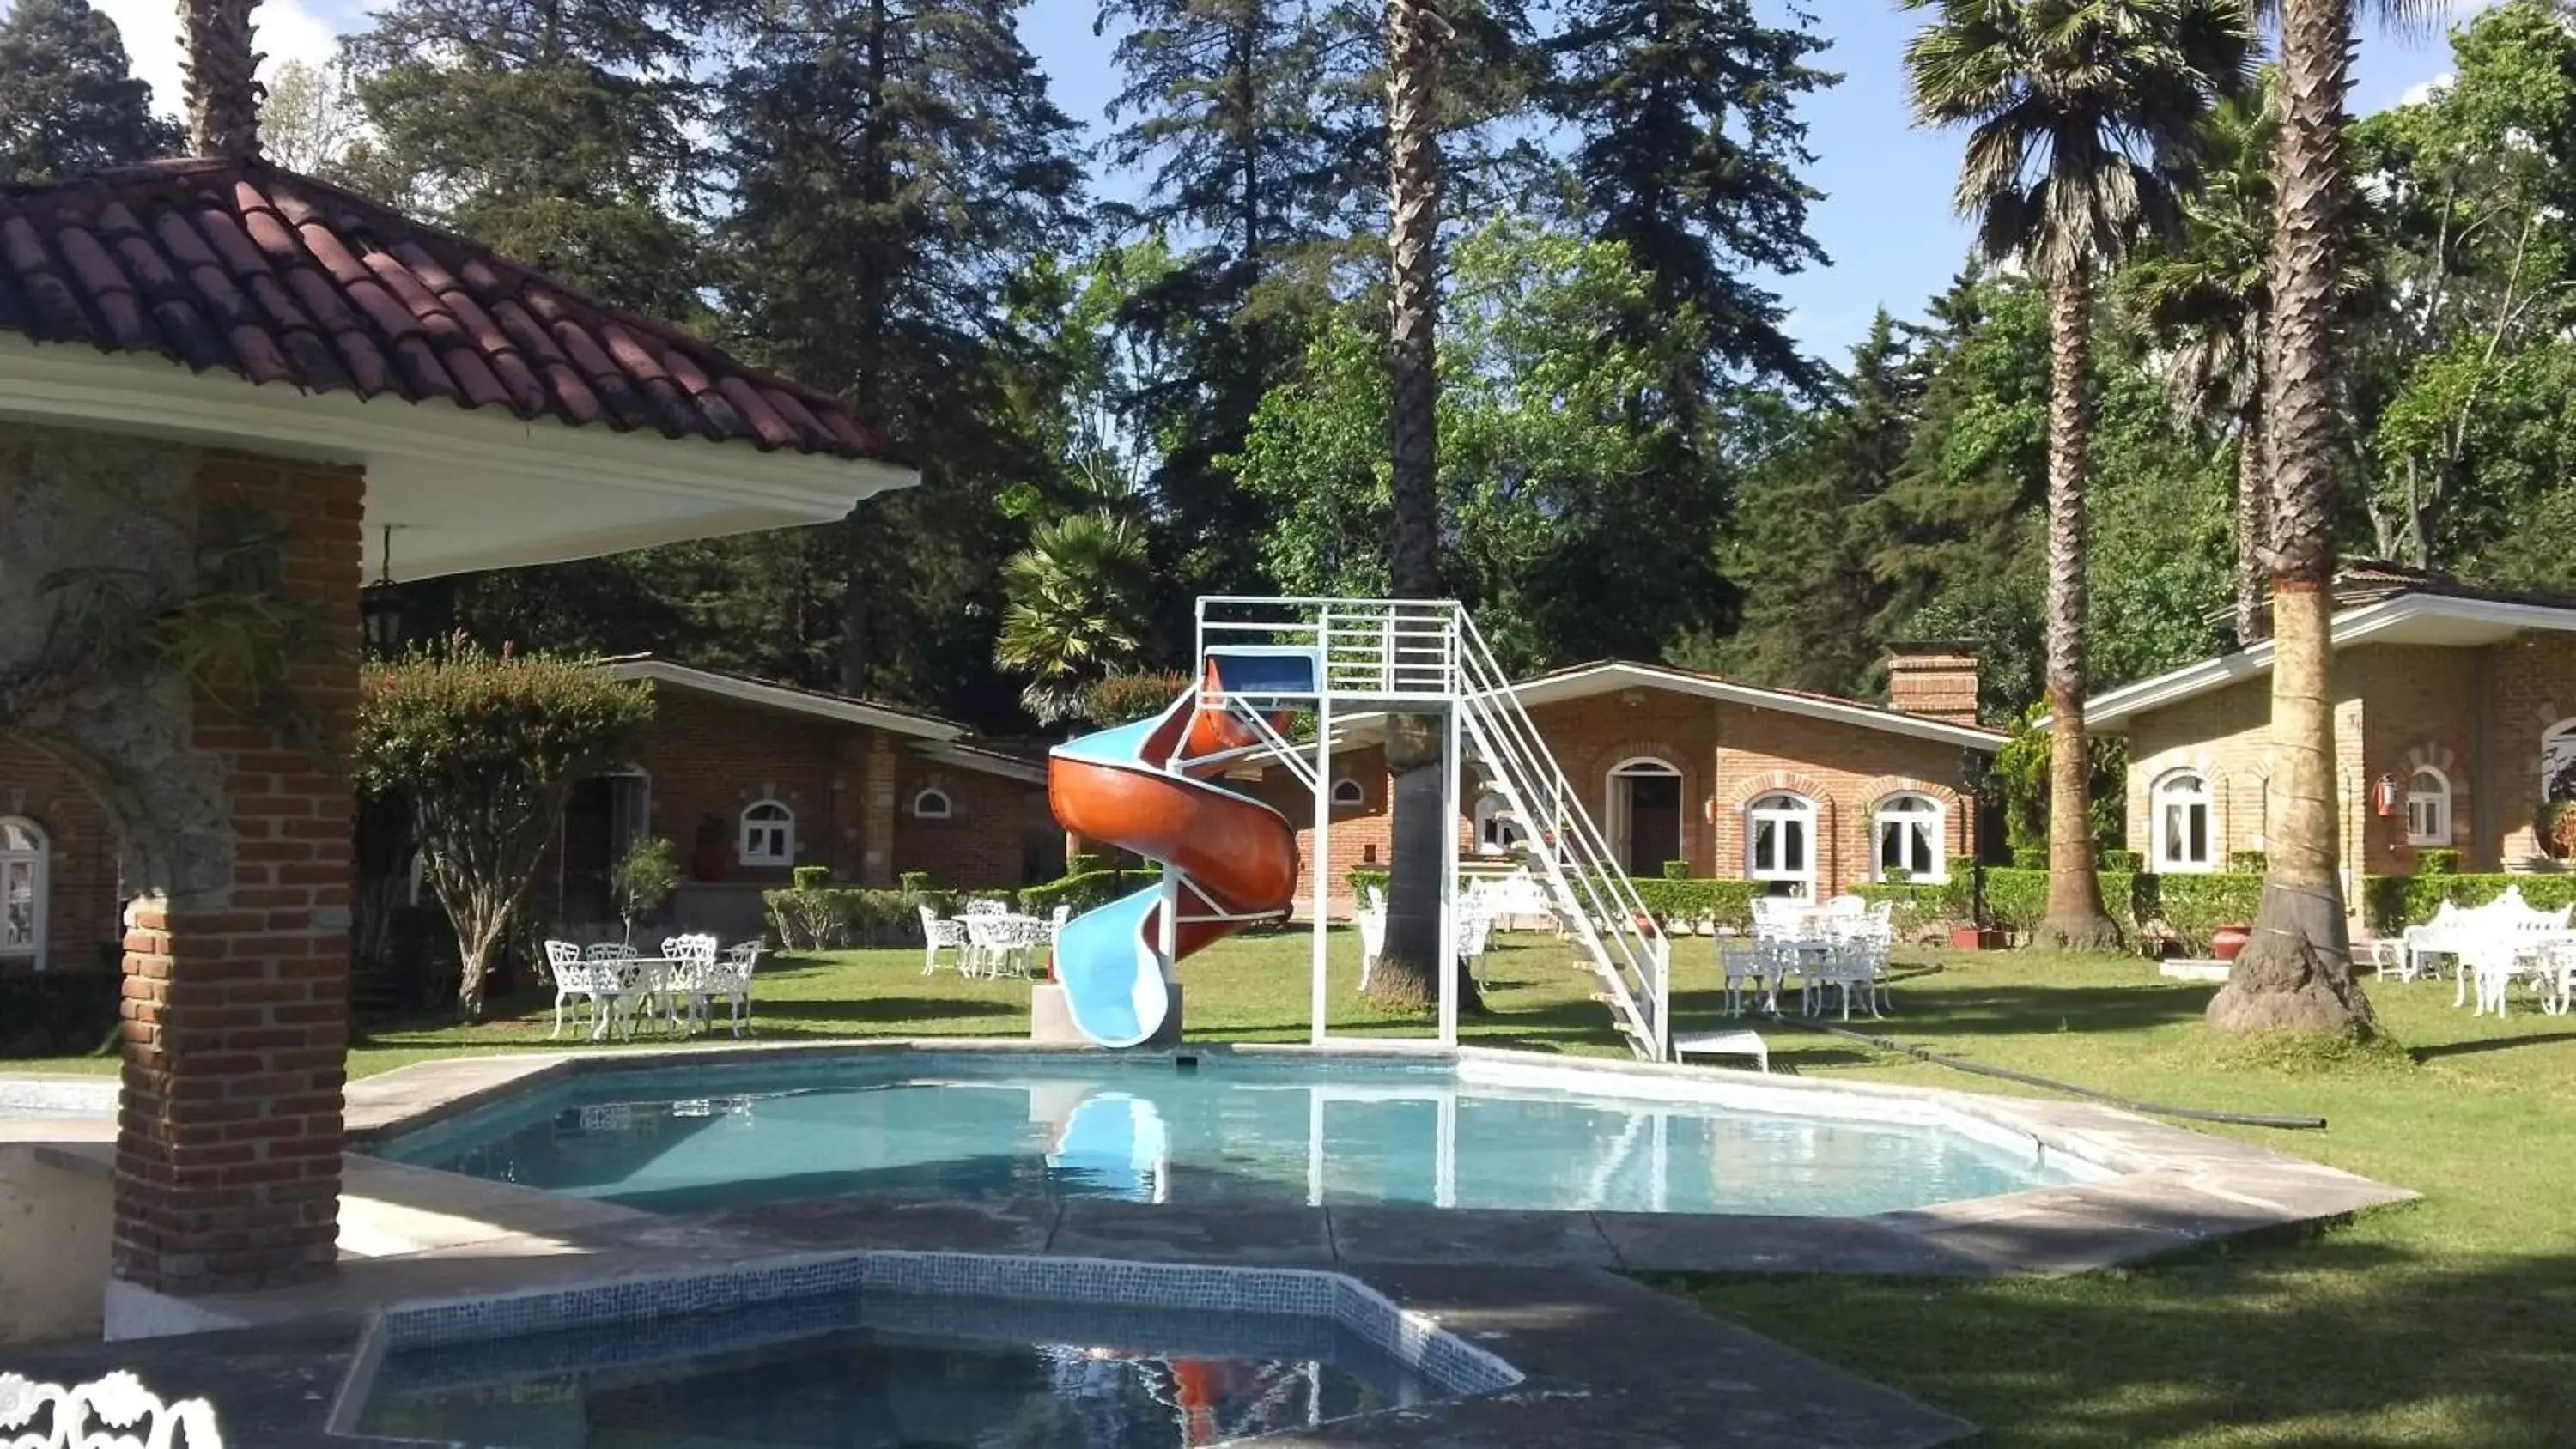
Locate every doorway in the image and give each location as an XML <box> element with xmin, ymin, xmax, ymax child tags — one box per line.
<box><xmin>1606</xmin><ymin>758</ymin><xmax>1685</xmax><ymax>876</ymax></box>
<box><xmin>558</xmin><ymin>771</ymin><xmax>650</xmax><ymax>924</ymax></box>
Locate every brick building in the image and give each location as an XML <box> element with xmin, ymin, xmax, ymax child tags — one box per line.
<box><xmin>2083</xmin><ymin>582</ymin><xmax>2576</xmax><ymax>894</ymax></box>
<box><xmin>1281</xmin><ymin>649</ymin><xmax>2005</xmax><ymax>912</ymax></box>
<box><xmin>550</xmin><ymin>660</ymin><xmax>1054</xmax><ymax>935</ymax></box>
<box><xmin>0</xmin><ymin>155</ymin><xmax>903</xmax><ymax>1318</ymax></box>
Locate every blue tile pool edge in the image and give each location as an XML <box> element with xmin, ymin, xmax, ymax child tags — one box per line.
<box><xmin>325</xmin><ymin>1248</ymin><xmax>1522</xmax><ymax>1439</ymax></box>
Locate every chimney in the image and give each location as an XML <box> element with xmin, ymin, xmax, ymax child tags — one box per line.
<box><xmin>182</xmin><ymin>0</ymin><xmax>265</xmax><ymax>161</ymax></box>
<box><xmin>1886</xmin><ymin>643</ymin><xmax>1982</xmax><ymax>727</ymax></box>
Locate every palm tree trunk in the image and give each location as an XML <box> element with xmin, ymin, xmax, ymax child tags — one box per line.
<box><xmin>1371</xmin><ymin>0</ymin><xmax>1464</xmax><ymax>1009</ymax></box>
<box><xmin>2210</xmin><ymin>0</ymin><xmax>2373</xmax><ymax>1037</ymax></box>
<box><xmin>2233</xmin><ymin>400</ymin><xmax>2270</xmax><ymax>646</ymax></box>
<box><xmin>182</xmin><ymin>0</ymin><xmax>263</xmax><ymax>160</ymax></box>
<box><xmin>2037</xmin><ymin>264</ymin><xmax>2120</xmax><ymax>950</ymax></box>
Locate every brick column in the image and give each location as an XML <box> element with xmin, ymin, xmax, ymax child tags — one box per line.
<box><xmin>861</xmin><ymin>732</ymin><xmax>899</xmax><ymax>885</ymax></box>
<box><xmin>831</xmin><ymin>731</ymin><xmax>870</xmax><ymax>882</ymax></box>
<box><xmin>113</xmin><ymin>452</ymin><xmax>363</xmax><ymax>1300</ymax></box>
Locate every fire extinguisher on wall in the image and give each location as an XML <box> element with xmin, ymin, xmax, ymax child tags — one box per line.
<box><xmin>2371</xmin><ymin>774</ymin><xmax>2401</xmax><ymax>818</ymax></box>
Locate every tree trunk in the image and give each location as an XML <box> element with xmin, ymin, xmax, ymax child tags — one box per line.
<box><xmin>453</xmin><ymin>906</ymin><xmax>505</xmax><ymax>1023</ymax></box>
<box><xmin>2036</xmin><ymin>264</ymin><xmax>2120</xmax><ymax>951</ymax></box>
<box><xmin>2212</xmin><ymin>0</ymin><xmax>2373</xmax><ymax>1038</ymax></box>
<box><xmin>2233</xmin><ymin>403</ymin><xmax>2270</xmax><ymax>646</ymax></box>
<box><xmin>841</xmin><ymin>0</ymin><xmax>895</xmax><ymax>697</ymax></box>
<box><xmin>1370</xmin><ymin>0</ymin><xmax>1467</xmax><ymax>1009</ymax></box>
<box><xmin>181</xmin><ymin>0</ymin><xmax>263</xmax><ymax>161</ymax></box>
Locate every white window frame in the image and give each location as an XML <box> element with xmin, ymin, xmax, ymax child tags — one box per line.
<box><xmin>2152</xmin><ymin>770</ymin><xmax>2215</xmax><ymax>874</ymax></box>
<box><xmin>1329</xmin><ymin>777</ymin><xmax>1366</xmax><ymax>809</ymax></box>
<box><xmin>1472</xmin><ymin>791</ymin><xmax>1527</xmax><ymax>857</ymax></box>
<box><xmin>2545</xmin><ymin>720</ymin><xmax>2576</xmax><ymax>802</ymax></box>
<box><xmin>2405</xmin><ymin>767</ymin><xmax>2452</xmax><ymax>847</ymax></box>
<box><xmin>738</xmin><ymin>800</ymin><xmax>795</xmax><ymax>866</ymax></box>
<box><xmin>911</xmin><ymin>787</ymin><xmax>954</xmax><ymax>820</ymax></box>
<box><xmin>1746</xmin><ymin>791</ymin><xmax>1815</xmax><ymax>893</ymax></box>
<box><xmin>0</xmin><ymin>816</ymin><xmax>48</xmax><ymax>970</ymax></box>
<box><xmin>1872</xmin><ymin>792</ymin><xmax>1947</xmax><ymax>883</ymax></box>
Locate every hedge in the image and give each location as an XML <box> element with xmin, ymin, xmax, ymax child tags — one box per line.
<box><xmin>1018</xmin><ymin>866</ymin><xmax>1161</xmax><ymax>917</ymax></box>
<box><xmin>2135</xmin><ymin>872</ymin><xmax>2264</xmax><ymax>950</ymax></box>
<box><xmin>0</xmin><ymin>963</ymin><xmax>118</xmax><ymax>1056</ymax></box>
<box><xmin>2360</xmin><ymin>872</ymin><xmax>2576</xmax><ymax>934</ymax></box>
<box><xmin>762</xmin><ymin>888</ymin><xmax>918</xmax><ymax>949</ymax></box>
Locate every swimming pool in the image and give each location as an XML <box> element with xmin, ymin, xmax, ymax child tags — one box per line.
<box><xmin>374</xmin><ymin>1050</ymin><xmax>2091</xmax><ymax>1217</ymax></box>
<box><xmin>374</xmin><ymin>1050</ymin><xmax>2081</xmax><ymax>1220</ymax></box>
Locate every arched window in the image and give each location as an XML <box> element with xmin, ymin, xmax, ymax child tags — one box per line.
<box><xmin>2152</xmin><ymin>771</ymin><xmax>2214</xmax><ymax>873</ymax></box>
<box><xmin>911</xmin><ymin>787</ymin><xmax>954</xmax><ymax>820</ymax></box>
<box><xmin>1873</xmin><ymin>792</ymin><xmax>1946</xmax><ymax>883</ymax></box>
<box><xmin>1329</xmin><ymin>776</ymin><xmax>1366</xmax><ymax>809</ymax></box>
<box><xmin>0</xmin><ymin>817</ymin><xmax>46</xmax><ymax>967</ymax></box>
<box><xmin>738</xmin><ymin>800</ymin><xmax>794</xmax><ymax>865</ymax></box>
<box><xmin>2545</xmin><ymin>721</ymin><xmax>2576</xmax><ymax>803</ymax></box>
<box><xmin>1472</xmin><ymin>791</ymin><xmax>1527</xmax><ymax>856</ymax></box>
<box><xmin>1606</xmin><ymin>757</ymin><xmax>1685</xmax><ymax>876</ymax></box>
<box><xmin>2405</xmin><ymin>767</ymin><xmax>2452</xmax><ymax>846</ymax></box>
<box><xmin>1746</xmin><ymin>792</ymin><xmax>1815</xmax><ymax>893</ymax></box>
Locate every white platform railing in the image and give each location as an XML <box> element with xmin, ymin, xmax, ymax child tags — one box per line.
<box><xmin>1190</xmin><ymin>595</ymin><xmax>1670</xmax><ymax>1059</ymax></box>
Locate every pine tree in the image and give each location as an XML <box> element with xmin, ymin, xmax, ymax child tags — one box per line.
<box><xmin>343</xmin><ymin>0</ymin><xmax>708</xmax><ymax>318</ymax></box>
<box><xmin>714</xmin><ymin>0</ymin><xmax>1085</xmax><ymax>702</ymax></box>
<box><xmin>0</xmin><ymin>0</ymin><xmax>181</xmax><ymax>185</ymax></box>
<box><xmin>1544</xmin><ymin>0</ymin><xmax>1834</xmax><ymax>393</ymax></box>
<box><xmin>1097</xmin><ymin>0</ymin><xmax>1380</xmax><ymax>607</ymax></box>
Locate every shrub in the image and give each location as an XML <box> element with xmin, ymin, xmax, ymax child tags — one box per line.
<box><xmin>2360</xmin><ymin>872</ymin><xmax>2576</xmax><ymax>933</ymax></box>
<box><xmin>1976</xmin><ymin>867</ymin><xmax>2142</xmax><ymax>936</ymax></box>
<box><xmin>355</xmin><ymin>637</ymin><xmax>653</xmax><ymax>1021</ymax></box>
<box><xmin>1349</xmin><ymin>868</ymin><xmax>1389</xmax><ymax>900</ymax></box>
<box><xmin>1855</xmin><ymin>878</ymin><xmax>1974</xmax><ymax>935</ymax></box>
<box><xmin>1066</xmin><ymin>852</ymin><xmax>1108</xmax><ymax>877</ymax></box>
<box><xmin>2100</xmin><ymin>849</ymin><xmax>2143</xmax><ymax>873</ymax></box>
<box><xmin>1082</xmin><ymin>671</ymin><xmax>1191</xmax><ymax>727</ymax></box>
<box><xmin>2136</xmin><ymin>871</ymin><xmax>2263</xmax><ymax>951</ymax></box>
<box><xmin>2227</xmin><ymin>849</ymin><xmax>2269</xmax><ymax>874</ymax></box>
<box><xmin>1623</xmin><ymin>877</ymin><xmax>1759</xmax><ymax>933</ymax></box>
<box><xmin>2414</xmin><ymin>849</ymin><xmax>2462</xmax><ymax>876</ymax></box>
<box><xmin>761</xmin><ymin>887</ymin><xmax>917</xmax><ymax>949</ymax></box>
<box><xmin>1020</xmin><ymin>865</ymin><xmax>1163</xmax><ymax>917</ymax></box>
<box><xmin>897</xmin><ymin>871</ymin><xmax>932</xmax><ymax>896</ymax></box>
<box><xmin>610</xmin><ymin>836</ymin><xmax>682</xmax><ymax>944</ymax></box>
<box><xmin>1661</xmin><ymin>858</ymin><xmax>1692</xmax><ymax>881</ymax></box>
<box><xmin>2012</xmin><ymin>847</ymin><xmax>2047</xmax><ymax>870</ymax></box>
<box><xmin>792</xmin><ymin>864</ymin><xmax>833</xmax><ymax>891</ymax></box>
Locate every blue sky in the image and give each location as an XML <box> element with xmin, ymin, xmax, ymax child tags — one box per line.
<box><xmin>104</xmin><ymin>0</ymin><xmax>2470</xmax><ymax>361</ymax></box>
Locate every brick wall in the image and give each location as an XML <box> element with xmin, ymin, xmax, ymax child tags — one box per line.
<box><xmin>895</xmin><ymin>756</ymin><xmax>1054</xmax><ymax>888</ymax></box>
<box><xmin>2349</xmin><ymin>646</ymin><xmax>2481</xmax><ymax>873</ymax></box>
<box><xmin>115</xmin><ymin>449</ymin><xmax>363</xmax><ymax>1298</ymax></box>
<box><xmin>2124</xmin><ymin>670</ymin><xmax>2286</xmax><ymax>867</ymax></box>
<box><xmin>1280</xmin><ymin>688</ymin><xmax>1984</xmax><ymax>911</ymax></box>
<box><xmin>0</xmin><ymin>732</ymin><xmax>122</xmax><ymax>973</ymax></box>
<box><xmin>2485</xmin><ymin>634</ymin><xmax>2576</xmax><ymax>867</ymax></box>
<box><xmin>634</xmin><ymin>689</ymin><xmax>846</xmax><ymax>888</ymax></box>
<box><xmin>1886</xmin><ymin>646</ymin><xmax>1983</xmax><ymax>727</ymax></box>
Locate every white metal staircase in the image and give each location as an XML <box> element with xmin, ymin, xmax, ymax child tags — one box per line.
<box><xmin>1193</xmin><ymin>597</ymin><xmax>1672</xmax><ymax>1059</ymax></box>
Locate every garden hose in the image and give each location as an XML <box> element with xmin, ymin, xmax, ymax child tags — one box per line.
<box><xmin>1763</xmin><ymin>1013</ymin><xmax>2329</xmax><ymax>1131</ymax></box>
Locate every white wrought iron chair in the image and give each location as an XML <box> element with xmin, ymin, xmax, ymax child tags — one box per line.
<box><xmin>1716</xmin><ymin>939</ymin><xmax>1768</xmax><ymax>1016</ymax></box>
<box><xmin>544</xmin><ymin>940</ymin><xmax>603</xmax><ymax>1040</ymax></box>
<box><xmin>919</xmin><ymin>906</ymin><xmax>969</xmax><ymax>976</ymax></box>
<box><xmin>1356</xmin><ymin>904</ymin><xmax>1388</xmax><ymax>991</ymax></box>
<box><xmin>1045</xmin><ymin>904</ymin><xmax>1072</xmax><ymax>978</ymax></box>
<box><xmin>690</xmin><ymin>942</ymin><xmax>762</xmax><ymax>1036</ymax></box>
<box><xmin>963</xmin><ymin>912</ymin><xmax>1017</xmax><ymax>979</ymax></box>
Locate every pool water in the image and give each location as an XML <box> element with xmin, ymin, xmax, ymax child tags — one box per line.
<box><xmin>377</xmin><ymin>1052</ymin><xmax>2083</xmax><ymax>1217</ymax></box>
<box><xmin>358</xmin><ymin>1291</ymin><xmax>1437</xmax><ymax>1449</ymax></box>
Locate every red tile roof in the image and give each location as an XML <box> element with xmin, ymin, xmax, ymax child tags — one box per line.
<box><xmin>0</xmin><ymin>158</ymin><xmax>895</xmax><ymax>461</ymax></box>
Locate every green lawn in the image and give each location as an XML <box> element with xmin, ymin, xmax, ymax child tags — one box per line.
<box><xmin>7</xmin><ymin>932</ymin><xmax>2572</xmax><ymax>1443</ymax></box>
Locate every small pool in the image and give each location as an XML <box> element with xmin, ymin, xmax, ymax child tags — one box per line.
<box><xmin>345</xmin><ymin>1253</ymin><xmax>1511</xmax><ymax>1449</ymax></box>
<box><xmin>374</xmin><ymin>1050</ymin><xmax>2088</xmax><ymax>1217</ymax></box>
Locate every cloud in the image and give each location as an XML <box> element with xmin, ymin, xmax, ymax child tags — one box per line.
<box><xmin>93</xmin><ymin>0</ymin><xmax>342</xmax><ymax>121</ymax></box>
<box><xmin>2401</xmin><ymin>72</ymin><xmax>2456</xmax><ymax>107</ymax></box>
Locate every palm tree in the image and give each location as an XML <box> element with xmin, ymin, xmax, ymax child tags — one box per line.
<box><xmin>2208</xmin><ymin>0</ymin><xmax>2440</xmax><ymax>1038</ymax></box>
<box><xmin>1905</xmin><ymin>0</ymin><xmax>2256</xmax><ymax>951</ymax></box>
<box><xmin>1371</xmin><ymin>0</ymin><xmax>1457</xmax><ymax>1006</ymax></box>
<box><xmin>993</xmin><ymin>514</ymin><xmax>1152</xmax><ymax>724</ymax></box>
<box><xmin>180</xmin><ymin>0</ymin><xmax>262</xmax><ymax>160</ymax></box>
<box><xmin>2121</xmin><ymin>78</ymin><xmax>2279</xmax><ymax>648</ymax></box>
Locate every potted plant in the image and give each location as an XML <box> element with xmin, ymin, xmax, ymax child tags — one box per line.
<box><xmin>2540</xmin><ymin>799</ymin><xmax>2576</xmax><ymax>861</ymax></box>
<box><xmin>2211</xmin><ymin>922</ymin><xmax>2252</xmax><ymax>962</ymax></box>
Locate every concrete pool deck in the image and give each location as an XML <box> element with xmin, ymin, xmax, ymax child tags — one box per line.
<box><xmin>0</xmin><ymin>1040</ymin><xmax>2415</xmax><ymax>1447</ymax></box>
